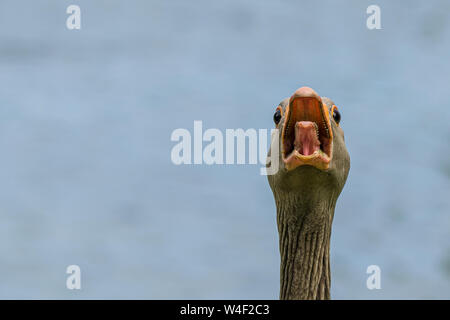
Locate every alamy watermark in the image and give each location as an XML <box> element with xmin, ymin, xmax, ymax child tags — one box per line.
<box><xmin>65</xmin><ymin>5</ymin><xmax>380</xmax><ymax>31</ymax></box>
<box><xmin>170</xmin><ymin>121</ymin><xmax>280</xmax><ymax>175</ymax></box>
<box><xmin>366</xmin><ymin>265</ymin><xmax>382</xmax><ymax>290</ymax></box>
<box><xmin>66</xmin><ymin>5</ymin><xmax>81</xmax><ymax>30</ymax></box>
<box><xmin>366</xmin><ymin>5</ymin><xmax>381</xmax><ymax>30</ymax></box>
<box><xmin>66</xmin><ymin>265</ymin><xmax>81</xmax><ymax>290</ymax></box>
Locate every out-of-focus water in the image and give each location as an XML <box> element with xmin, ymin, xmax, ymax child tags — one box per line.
<box><xmin>0</xmin><ymin>0</ymin><xmax>449</xmax><ymax>299</ymax></box>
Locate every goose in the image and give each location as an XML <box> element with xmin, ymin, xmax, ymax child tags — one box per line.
<box><xmin>268</xmin><ymin>87</ymin><xmax>350</xmax><ymax>299</ymax></box>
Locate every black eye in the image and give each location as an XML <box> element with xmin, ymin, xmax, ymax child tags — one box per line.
<box><xmin>332</xmin><ymin>109</ymin><xmax>341</xmax><ymax>124</ymax></box>
<box><xmin>273</xmin><ymin>109</ymin><xmax>282</xmax><ymax>124</ymax></box>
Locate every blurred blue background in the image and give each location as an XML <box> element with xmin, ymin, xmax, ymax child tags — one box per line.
<box><xmin>0</xmin><ymin>0</ymin><xmax>449</xmax><ymax>299</ymax></box>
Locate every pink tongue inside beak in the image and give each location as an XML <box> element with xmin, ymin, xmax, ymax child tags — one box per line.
<box><xmin>294</xmin><ymin>121</ymin><xmax>321</xmax><ymax>156</ymax></box>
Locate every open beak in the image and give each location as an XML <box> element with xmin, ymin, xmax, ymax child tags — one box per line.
<box><xmin>282</xmin><ymin>87</ymin><xmax>333</xmax><ymax>171</ymax></box>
